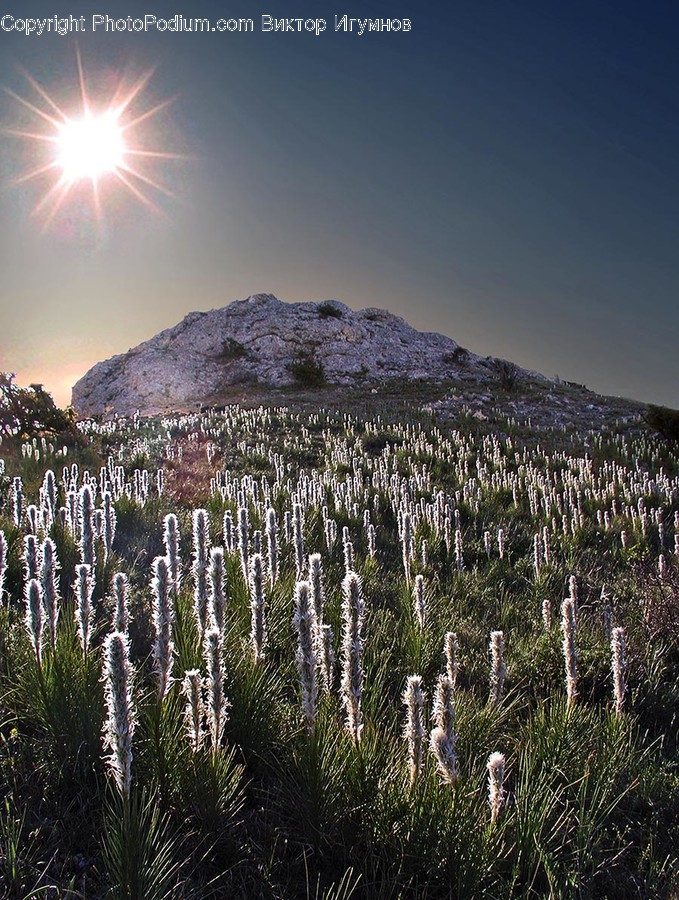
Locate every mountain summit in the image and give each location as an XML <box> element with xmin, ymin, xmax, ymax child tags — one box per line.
<box><xmin>71</xmin><ymin>293</ymin><xmax>639</xmax><ymax>427</ymax></box>
<box><xmin>72</xmin><ymin>294</ymin><xmax>499</xmax><ymax>416</ymax></box>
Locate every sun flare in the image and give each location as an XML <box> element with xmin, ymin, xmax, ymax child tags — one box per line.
<box><xmin>5</xmin><ymin>51</ymin><xmax>181</xmax><ymax>226</ymax></box>
<box><xmin>57</xmin><ymin>111</ymin><xmax>126</xmax><ymax>183</ymax></box>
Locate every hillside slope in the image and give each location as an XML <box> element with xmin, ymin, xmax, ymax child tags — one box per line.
<box><xmin>71</xmin><ymin>293</ymin><xmax>641</xmax><ymax>429</ymax></box>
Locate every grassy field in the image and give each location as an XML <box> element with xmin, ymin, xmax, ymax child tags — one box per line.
<box><xmin>0</xmin><ymin>403</ymin><xmax>677</xmax><ymax>898</ymax></box>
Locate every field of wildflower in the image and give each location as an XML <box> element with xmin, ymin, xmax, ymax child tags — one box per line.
<box><xmin>0</xmin><ymin>403</ymin><xmax>677</xmax><ymax>898</ymax></box>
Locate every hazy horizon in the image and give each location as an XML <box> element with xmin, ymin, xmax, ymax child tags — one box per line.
<box><xmin>2</xmin><ymin>1</ymin><xmax>678</xmax><ymax>410</ymax></box>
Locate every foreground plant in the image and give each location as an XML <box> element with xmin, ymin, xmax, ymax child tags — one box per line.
<box><xmin>443</xmin><ymin>631</ymin><xmax>459</xmax><ymax>689</ymax></box>
<box><xmin>429</xmin><ymin>726</ymin><xmax>459</xmax><ymax>786</ymax></box>
<box><xmin>293</xmin><ymin>580</ymin><xmax>318</xmax><ymax>731</ymax></box>
<box><xmin>24</xmin><ymin>578</ymin><xmax>43</xmax><ymax>668</ymax></box>
<box><xmin>74</xmin><ymin>562</ymin><xmax>94</xmax><ymax>657</ymax></box>
<box><xmin>340</xmin><ymin>571</ymin><xmax>365</xmax><ymax>744</ymax></box>
<box><xmin>487</xmin><ymin>751</ymin><xmax>506</xmax><ymax>824</ymax></box>
<box><xmin>102</xmin><ymin>630</ymin><xmax>136</xmax><ymax>797</ymax></box>
<box><xmin>102</xmin><ymin>787</ymin><xmax>181</xmax><ymax>900</ymax></box>
<box><xmin>182</xmin><ymin>668</ymin><xmax>204</xmax><ymax>753</ymax></box>
<box><xmin>163</xmin><ymin>513</ymin><xmax>181</xmax><ymax>598</ymax></box>
<box><xmin>192</xmin><ymin>508</ymin><xmax>210</xmax><ymax>642</ymax></box>
<box><xmin>611</xmin><ymin>626</ymin><xmax>627</xmax><ymax>714</ymax></box>
<box><xmin>561</xmin><ymin>597</ymin><xmax>577</xmax><ymax>707</ymax></box>
<box><xmin>151</xmin><ymin>555</ymin><xmax>175</xmax><ymax>702</ymax></box>
<box><xmin>39</xmin><ymin>537</ymin><xmax>60</xmax><ymax>649</ymax></box>
<box><xmin>403</xmin><ymin>674</ymin><xmax>426</xmax><ymax>788</ymax></box>
<box><xmin>0</xmin><ymin>530</ymin><xmax>7</xmax><ymax>603</ymax></box>
<box><xmin>249</xmin><ymin>552</ymin><xmax>266</xmax><ymax>663</ymax></box>
<box><xmin>112</xmin><ymin>571</ymin><xmax>130</xmax><ymax>634</ymax></box>
<box><xmin>204</xmin><ymin>625</ymin><xmax>228</xmax><ymax>752</ymax></box>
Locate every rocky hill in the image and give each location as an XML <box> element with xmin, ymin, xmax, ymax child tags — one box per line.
<box><xmin>71</xmin><ymin>293</ymin><xmax>643</xmax><ymax>429</ymax></box>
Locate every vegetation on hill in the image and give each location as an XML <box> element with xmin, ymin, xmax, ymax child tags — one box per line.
<box><xmin>646</xmin><ymin>404</ymin><xmax>679</xmax><ymax>444</ymax></box>
<box><xmin>0</xmin><ymin>372</ymin><xmax>76</xmax><ymax>439</ymax></box>
<box><xmin>0</xmin><ymin>398</ymin><xmax>677</xmax><ymax>898</ymax></box>
<box><xmin>288</xmin><ymin>351</ymin><xmax>327</xmax><ymax>388</ymax></box>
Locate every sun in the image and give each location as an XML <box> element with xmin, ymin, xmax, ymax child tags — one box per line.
<box><xmin>4</xmin><ymin>51</ymin><xmax>182</xmax><ymax>226</ymax></box>
<box><xmin>57</xmin><ymin>111</ymin><xmax>126</xmax><ymax>183</ymax></box>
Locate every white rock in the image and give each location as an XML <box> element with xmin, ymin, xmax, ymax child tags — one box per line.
<box><xmin>72</xmin><ymin>294</ymin><xmax>500</xmax><ymax>417</ymax></box>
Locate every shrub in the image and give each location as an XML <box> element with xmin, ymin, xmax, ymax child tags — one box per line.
<box><xmin>491</xmin><ymin>359</ymin><xmax>520</xmax><ymax>392</ymax></box>
<box><xmin>288</xmin><ymin>351</ymin><xmax>326</xmax><ymax>388</ymax></box>
<box><xmin>318</xmin><ymin>302</ymin><xmax>343</xmax><ymax>319</ymax></box>
<box><xmin>645</xmin><ymin>404</ymin><xmax>679</xmax><ymax>443</ymax></box>
<box><xmin>443</xmin><ymin>347</ymin><xmax>470</xmax><ymax>367</ymax></box>
<box><xmin>362</xmin><ymin>431</ymin><xmax>403</xmax><ymax>454</ymax></box>
<box><xmin>218</xmin><ymin>338</ymin><xmax>248</xmax><ymax>361</ymax></box>
<box><xmin>0</xmin><ymin>373</ymin><xmax>75</xmax><ymax>438</ymax></box>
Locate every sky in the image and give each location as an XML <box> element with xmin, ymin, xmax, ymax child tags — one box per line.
<box><xmin>0</xmin><ymin>0</ymin><xmax>678</xmax><ymax>408</ymax></box>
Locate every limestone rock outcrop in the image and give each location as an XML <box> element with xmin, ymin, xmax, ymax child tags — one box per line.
<box><xmin>72</xmin><ymin>294</ymin><xmax>506</xmax><ymax>416</ymax></box>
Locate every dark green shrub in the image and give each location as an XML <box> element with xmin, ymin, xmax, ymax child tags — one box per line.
<box><xmin>0</xmin><ymin>373</ymin><xmax>76</xmax><ymax>438</ymax></box>
<box><xmin>318</xmin><ymin>302</ymin><xmax>343</xmax><ymax>319</ymax></box>
<box><xmin>288</xmin><ymin>351</ymin><xmax>326</xmax><ymax>388</ymax></box>
<box><xmin>218</xmin><ymin>338</ymin><xmax>248</xmax><ymax>361</ymax></box>
<box><xmin>362</xmin><ymin>431</ymin><xmax>403</xmax><ymax>454</ymax></box>
<box><xmin>491</xmin><ymin>359</ymin><xmax>520</xmax><ymax>392</ymax></box>
<box><xmin>443</xmin><ymin>347</ymin><xmax>470</xmax><ymax>367</ymax></box>
<box><xmin>645</xmin><ymin>404</ymin><xmax>679</xmax><ymax>443</ymax></box>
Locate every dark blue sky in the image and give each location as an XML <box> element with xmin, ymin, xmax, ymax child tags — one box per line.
<box><xmin>1</xmin><ymin>0</ymin><xmax>677</xmax><ymax>406</ymax></box>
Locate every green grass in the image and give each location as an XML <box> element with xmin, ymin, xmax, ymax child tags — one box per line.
<box><xmin>0</xmin><ymin>402</ymin><xmax>676</xmax><ymax>897</ymax></box>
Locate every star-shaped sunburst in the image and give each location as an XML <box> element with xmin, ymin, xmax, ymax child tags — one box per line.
<box><xmin>5</xmin><ymin>50</ymin><xmax>182</xmax><ymax>227</ymax></box>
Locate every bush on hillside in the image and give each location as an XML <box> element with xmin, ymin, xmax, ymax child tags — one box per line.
<box><xmin>288</xmin><ymin>351</ymin><xmax>326</xmax><ymax>388</ymax></box>
<box><xmin>0</xmin><ymin>373</ymin><xmax>76</xmax><ymax>438</ymax></box>
<box><xmin>645</xmin><ymin>404</ymin><xmax>679</xmax><ymax>443</ymax></box>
